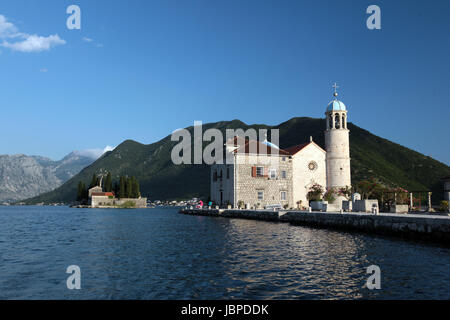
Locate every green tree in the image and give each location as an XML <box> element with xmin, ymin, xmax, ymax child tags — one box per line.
<box><xmin>135</xmin><ymin>178</ymin><xmax>141</xmax><ymax>198</ymax></box>
<box><xmin>130</xmin><ymin>176</ymin><xmax>140</xmax><ymax>198</ymax></box>
<box><xmin>104</xmin><ymin>172</ymin><xmax>112</xmax><ymax>192</ymax></box>
<box><xmin>126</xmin><ymin>177</ymin><xmax>133</xmax><ymax>198</ymax></box>
<box><xmin>89</xmin><ymin>173</ymin><xmax>98</xmax><ymax>189</ymax></box>
<box><xmin>119</xmin><ymin>176</ymin><xmax>126</xmax><ymax>199</ymax></box>
<box><xmin>76</xmin><ymin>181</ymin><xmax>87</xmax><ymax>202</ymax></box>
<box><xmin>77</xmin><ymin>181</ymin><xmax>83</xmax><ymax>201</ymax></box>
<box><xmin>83</xmin><ymin>183</ymin><xmax>88</xmax><ymax>200</ymax></box>
<box><xmin>356</xmin><ymin>178</ymin><xmax>385</xmax><ymax>200</ymax></box>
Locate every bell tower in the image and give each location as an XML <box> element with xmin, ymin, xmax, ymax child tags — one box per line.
<box><xmin>324</xmin><ymin>83</ymin><xmax>351</xmax><ymax>189</ymax></box>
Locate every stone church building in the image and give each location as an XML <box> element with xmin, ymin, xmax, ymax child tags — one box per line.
<box><xmin>210</xmin><ymin>87</ymin><xmax>351</xmax><ymax>209</ymax></box>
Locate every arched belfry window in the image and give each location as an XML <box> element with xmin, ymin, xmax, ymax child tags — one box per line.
<box><xmin>328</xmin><ymin>114</ymin><xmax>333</xmax><ymax>129</ymax></box>
<box><xmin>335</xmin><ymin>113</ymin><xmax>341</xmax><ymax>129</ymax></box>
<box><xmin>342</xmin><ymin>114</ymin><xmax>346</xmax><ymax>129</ymax></box>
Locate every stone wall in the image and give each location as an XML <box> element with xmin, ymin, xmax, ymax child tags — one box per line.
<box><xmin>179</xmin><ymin>208</ymin><xmax>450</xmax><ymax>245</ymax></box>
<box><xmin>281</xmin><ymin>211</ymin><xmax>450</xmax><ymax>244</ymax></box>
<box><xmin>211</xmin><ymin>153</ymin><xmax>293</xmax><ymax>208</ymax></box>
<box><xmin>91</xmin><ymin>197</ymin><xmax>147</xmax><ymax>208</ymax></box>
<box><xmin>235</xmin><ymin>154</ymin><xmax>293</xmax><ymax>209</ymax></box>
<box><xmin>210</xmin><ymin>163</ymin><xmax>235</xmax><ymax>206</ymax></box>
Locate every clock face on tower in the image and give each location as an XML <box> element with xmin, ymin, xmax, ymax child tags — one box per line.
<box><xmin>308</xmin><ymin>161</ymin><xmax>318</xmax><ymax>171</ymax></box>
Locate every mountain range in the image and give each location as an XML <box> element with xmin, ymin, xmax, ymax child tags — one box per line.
<box><xmin>24</xmin><ymin>117</ymin><xmax>450</xmax><ymax>204</ymax></box>
<box><xmin>0</xmin><ymin>152</ymin><xmax>95</xmax><ymax>203</ymax></box>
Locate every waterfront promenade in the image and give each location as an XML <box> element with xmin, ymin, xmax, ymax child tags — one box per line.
<box><xmin>179</xmin><ymin>208</ymin><xmax>450</xmax><ymax>245</ymax></box>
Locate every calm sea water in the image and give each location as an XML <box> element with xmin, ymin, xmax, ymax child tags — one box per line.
<box><xmin>0</xmin><ymin>206</ymin><xmax>449</xmax><ymax>300</ymax></box>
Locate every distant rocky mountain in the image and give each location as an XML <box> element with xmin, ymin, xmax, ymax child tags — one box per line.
<box><xmin>0</xmin><ymin>152</ymin><xmax>95</xmax><ymax>203</ymax></box>
<box><xmin>25</xmin><ymin>117</ymin><xmax>450</xmax><ymax>205</ymax></box>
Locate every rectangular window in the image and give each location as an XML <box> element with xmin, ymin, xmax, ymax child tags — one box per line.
<box><xmin>281</xmin><ymin>191</ymin><xmax>287</xmax><ymax>201</ymax></box>
<box><xmin>282</xmin><ymin>157</ymin><xmax>286</xmax><ymax>161</ymax></box>
<box><xmin>281</xmin><ymin>170</ymin><xmax>286</xmax><ymax>179</ymax></box>
<box><xmin>269</xmin><ymin>169</ymin><xmax>277</xmax><ymax>179</ymax></box>
<box><xmin>257</xmin><ymin>190</ymin><xmax>264</xmax><ymax>200</ymax></box>
<box><xmin>256</xmin><ymin>166</ymin><xmax>264</xmax><ymax>177</ymax></box>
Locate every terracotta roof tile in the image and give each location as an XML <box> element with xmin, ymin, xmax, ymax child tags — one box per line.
<box><xmin>284</xmin><ymin>142</ymin><xmax>311</xmax><ymax>155</ymax></box>
<box><xmin>234</xmin><ymin>139</ymin><xmax>290</xmax><ymax>156</ymax></box>
<box><xmin>91</xmin><ymin>192</ymin><xmax>115</xmax><ymax>197</ymax></box>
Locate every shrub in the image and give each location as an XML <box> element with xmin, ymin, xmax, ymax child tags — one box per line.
<box><xmin>439</xmin><ymin>201</ymin><xmax>449</xmax><ymax>212</ymax></box>
<box><xmin>307</xmin><ymin>184</ymin><xmax>324</xmax><ymax>201</ymax></box>
<box><xmin>391</xmin><ymin>187</ymin><xmax>409</xmax><ymax>205</ymax></box>
<box><xmin>338</xmin><ymin>186</ymin><xmax>352</xmax><ymax>200</ymax></box>
<box><xmin>118</xmin><ymin>200</ymin><xmax>136</xmax><ymax>208</ymax></box>
<box><xmin>323</xmin><ymin>188</ymin><xmax>337</xmax><ymax>203</ymax></box>
<box><xmin>355</xmin><ymin>178</ymin><xmax>386</xmax><ymax>200</ymax></box>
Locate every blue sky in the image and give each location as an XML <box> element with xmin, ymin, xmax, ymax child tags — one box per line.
<box><xmin>0</xmin><ymin>0</ymin><xmax>449</xmax><ymax>164</ymax></box>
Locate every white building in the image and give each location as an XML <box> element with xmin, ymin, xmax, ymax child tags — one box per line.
<box><xmin>210</xmin><ymin>86</ymin><xmax>352</xmax><ymax>209</ymax></box>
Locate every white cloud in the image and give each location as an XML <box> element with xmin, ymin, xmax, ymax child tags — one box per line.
<box><xmin>82</xmin><ymin>36</ymin><xmax>103</xmax><ymax>48</ymax></box>
<box><xmin>40</xmin><ymin>68</ymin><xmax>48</xmax><ymax>72</ymax></box>
<box><xmin>0</xmin><ymin>14</ymin><xmax>66</xmax><ymax>53</ymax></box>
<box><xmin>0</xmin><ymin>15</ymin><xmax>18</xmax><ymax>37</ymax></box>
<box><xmin>2</xmin><ymin>34</ymin><xmax>65</xmax><ymax>53</ymax></box>
<box><xmin>75</xmin><ymin>146</ymin><xmax>116</xmax><ymax>160</ymax></box>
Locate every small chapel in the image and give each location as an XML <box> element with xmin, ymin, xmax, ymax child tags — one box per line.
<box><xmin>210</xmin><ymin>84</ymin><xmax>352</xmax><ymax>209</ymax></box>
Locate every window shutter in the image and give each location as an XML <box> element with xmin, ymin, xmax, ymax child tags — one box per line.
<box><xmin>252</xmin><ymin>166</ymin><xmax>256</xmax><ymax>177</ymax></box>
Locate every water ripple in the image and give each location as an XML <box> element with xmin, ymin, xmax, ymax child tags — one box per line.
<box><xmin>0</xmin><ymin>206</ymin><xmax>449</xmax><ymax>299</ymax></box>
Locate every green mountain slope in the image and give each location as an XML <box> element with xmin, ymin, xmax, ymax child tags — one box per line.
<box><xmin>24</xmin><ymin>117</ymin><xmax>449</xmax><ymax>204</ymax></box>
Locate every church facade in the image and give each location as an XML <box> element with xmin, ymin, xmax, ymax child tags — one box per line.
<box><xmin>210</xmin><ymin>87</ymin><xmax>351</xmax><ymax>209</ymax></box>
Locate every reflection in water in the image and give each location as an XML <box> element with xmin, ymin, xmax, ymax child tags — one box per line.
<box><xmin>0</xmin><ymin>206</ymin><xmax>449</xmax><ymax>299</ymax></box>
<box><xmin>219</xmin><ymin>219</ymin><xmax>368</xmax><ymax>299</ymax></box>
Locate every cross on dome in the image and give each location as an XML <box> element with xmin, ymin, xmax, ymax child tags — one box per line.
<box><xmin>326</xmin><ymin>82</ymin><xmax>346</xmax><ymax>112</ymax></box>
<box><xmin>332</xmin><ymin>82</ymin><xmax>339</xmax><ymax>97</ymax></box>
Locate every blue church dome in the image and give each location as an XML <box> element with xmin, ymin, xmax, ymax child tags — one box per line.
<box><xmin>326</xmin><ymin>99</ymin><xmax>346</xmax><ymax>112</ymax></box>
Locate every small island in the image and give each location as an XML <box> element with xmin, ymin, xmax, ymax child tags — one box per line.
<box><xmin>75</xmin><ymin>173</ymin><xmax>147</xmax><ymax>208</ymax></box>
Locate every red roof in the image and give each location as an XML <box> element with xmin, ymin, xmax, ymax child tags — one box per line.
<box><xmin>225</xmin><ymin>136</ymin><xmax>323</xmax><ymax>156</ymax></box>
<box><xmin>284</xmin><ymin>142</ymin><xmax>311</xmax><ymax>155</ymax></box>
<box><xmin>234</xmin><ymin>139</ymin><xmax>290</xmax><ymax>156</ymax></box>
<box><xmin>91</xmin><ymin>192</ymin><xmax>115</xmax><ymax>197</ymax></box>
<box><xmin>226</xmin><ymin>136</ymin><xmax>247</xmax><ymax>146</ymax></box>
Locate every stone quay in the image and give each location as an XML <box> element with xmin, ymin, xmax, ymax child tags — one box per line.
<box><xmin>179</xmin><ymin>208</ymin><xmax>450</xmax><ymax>246</ymax></box>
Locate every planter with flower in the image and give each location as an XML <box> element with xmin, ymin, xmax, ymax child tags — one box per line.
<box><xmin>307</xmin><ymin>184</ymin><xmax>325</xmax><ymax>211</ymax></box>
<box><xmin>389</xmin><ymin>187</ymin><xmax>409</xmax><ymax>213</ymax></box>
